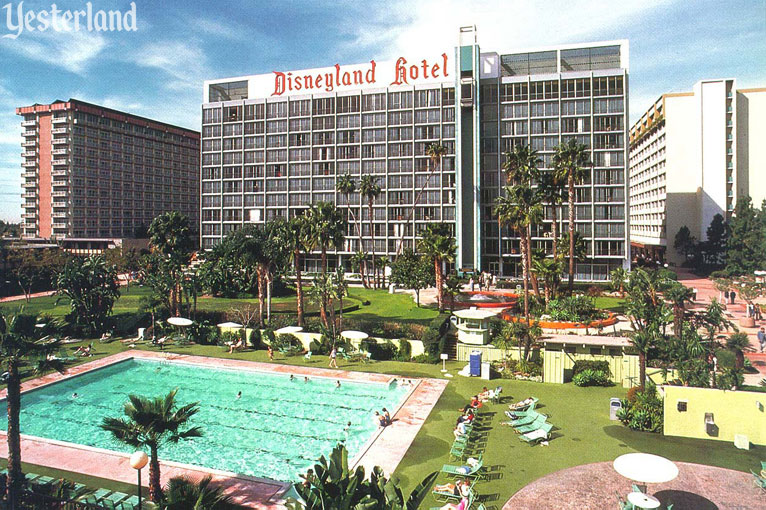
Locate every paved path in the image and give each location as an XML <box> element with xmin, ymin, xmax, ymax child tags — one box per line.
<box><xmin>0</xmin><ymin>290</ymin><xmax>55</xmax><ymax>303</ymax></box>
<box><xmin>503</xmin><ymin>461</ymin><xmax>763</xmax><ymax>510</ymax></box>
<box><xmin>675</xmin><ymin>268</ymin><xmax>766</xmax><ymax>382</ymax></box>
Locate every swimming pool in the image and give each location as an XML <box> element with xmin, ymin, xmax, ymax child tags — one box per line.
<box><xmin>0</xmin><ymin>358</ymin><xmax>410</xmax><ymax>481</ymax></box>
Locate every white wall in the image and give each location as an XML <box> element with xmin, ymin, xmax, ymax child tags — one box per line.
<box><xmin>697</xmin><ymin>80</ymin><xmax>728</xmax><ymax>235</ymax></box>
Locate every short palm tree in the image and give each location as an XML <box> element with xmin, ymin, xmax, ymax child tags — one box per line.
<box><xmin>609</xmin><ymin>267</ymin><xmax>628</xmax><ymax>298</ymax></box>
<box><xmin>418</xmin><ymin>223</ymin><xmax>456</xmax><ymax>311</ymax></box>
<box><xmin>531</xmin><ymin>256</ymin><xmax>562</xmax><ymax>303</ymax></box>
<box><xmin>359</xmin><ymin>176</ymin><xmax>382</xmax><ymax>287</ymax></box>
<box><xmin>553</xmin><ymin>139</ymin><xmax>591</xmax><ymax>294</ymax></box>
<box><xmin>726</xmin><ymin>332</ymin><xmax>751</xmax><ymax>371</ymax></box>
<box><xmin>350</xmin><ymin>250</ymin><xmax>369</xmax><ymax>289</ymax></box>
<box><xmin>0</xmin><ymin>312</ymin><xmax>63</xmax><ymax>506</ymax></box>
<box><xmin>306</xmin><ymin>202</ymin><xmax>346</xmax><ymax>326</ymax></box>
<box><xmin>664</xmin><ymin>283</ymin><xmax>694</xmax><ymax>339</ymax></box>
<box><xmin>101</xmin><ymin>390</ymin><xmax>202</xmax><ymax>503</ymax></box>
<box><xmin>161</xmin><ymin>476</ymin><xmax>235</xmax><ymax>510</ymax></box>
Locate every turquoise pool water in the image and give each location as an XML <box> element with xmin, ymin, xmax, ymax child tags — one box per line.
<box><xmin>0</xmin><ymin>359</ymin><xmax>409</xmax><ymax>481</ymax></box>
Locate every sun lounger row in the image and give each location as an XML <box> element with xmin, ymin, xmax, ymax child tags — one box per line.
<box><xmin>503</xmin><ymin>398</ymin><xmax>554</xmax><ymax>445</ymax></box>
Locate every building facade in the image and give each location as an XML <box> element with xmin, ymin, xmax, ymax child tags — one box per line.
<box><xmin>17</xmin><ymin>99</ymin><xmax>200</xmax><ymax>241</ymax></box>
<box><xmin>201</xmin><ymin>27</ymin><xmax>630</xmax><ymax>280</ymax></box>
<box><xmin>629</xmin><ymin>80</ymin><xmax>766</xmax><ymax>264</ymax></box>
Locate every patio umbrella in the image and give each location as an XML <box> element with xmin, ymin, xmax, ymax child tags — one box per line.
<box><xmin>167</xmin><ymin>317</ymin><xmax>193</xmax><ymax>327</ymax></box>
<box><xmin>341</xmin><ymin>330</ymin><xmax>369</xmax><ymax>341</ymax></box>
<box><xmin>217</xmin><ymin>322</ymin><xmax>244</xmax><ymax>328</ymax></box>
<box><xmin>613</xmin><ymin>453</ymin><xmax>679</xmax><ymax>484</ymax></box>
<box><xmin>275</xmin><ymin>326</ymin><xmax>303</xmax><ymax>335</ymax></box>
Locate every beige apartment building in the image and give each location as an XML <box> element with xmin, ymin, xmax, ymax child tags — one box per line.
<box><xmin>629</xmin><ymin>79</ymin><xmax>766</xmax><ymax>265</ymax></box>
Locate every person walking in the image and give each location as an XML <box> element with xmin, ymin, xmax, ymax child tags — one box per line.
<box><xmin>469</xmin><ymin>277</ymin><xmax>475</xmax><ymax>292</ymax></box>
<box><xmin>329</xmin><ymin>345</ymin><xmax>338</xmax><ymax>368</ymax></box>
<box><xmin>758</xmin><ymin>327</ymin><xmax>766</xmax><ymax>353</ymax></box>
<box><xmin>730</xmin><ymin>290</ymin><xmax>736</xmax><ymax>305</ymax></box>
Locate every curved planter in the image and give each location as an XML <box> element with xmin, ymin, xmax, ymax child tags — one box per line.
<box><xmin>456</xmin><ymin>291</ymin><xmax>519</xmax><ymax>309</ymax></box>
<box><xmin>501</xmin><ymin>311</ymin><xmax>618</xmax><ymax>329</ymax></box>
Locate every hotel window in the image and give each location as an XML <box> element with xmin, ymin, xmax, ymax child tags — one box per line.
<box><xmin>289</xmin><ymin>99</ymin><xmax>311</xmax><ymax>117</ymax></box>
<box><xmin>223</xmin><ymin>106</ymin><xmax>242</xmax><ymax>122</ymax></box>
<box><xmin>362</xmin><ymin>128</ymin><xmax>385</xmax><ymax>143</ymax></box>
<box><xmin>312</xmin><ymin>131</ymin><xmax>335</xmax><ymax>145</ymax></box>
<box><xmin>362</xmin><ymin>93</ymin><xmax>386</xmax><ymax>112</ymax></box>
<box><xmin>266</xmin><ymin>102</ymin><xmax>287</xmax><ymax>119</ymax></box>
<box><xmin>388</xmin><ymin>111</ymin><xmax>413</xmax><ymax>126</ymax></box>
<box><xmin>290</xmin><ymin>163</ymin><xmax>311</xmax><ymax>176</ymax></box>
<box><xmin>361</xmin><ymin>113</ymin><xmax>385</xmax><ymax>127</ymax></box>
<box><xmin>202</xmin><ymin>108</ymin><xmax>221</xmax><ymax>124</ymax></box>
<box><xmin>338</xmin><ymin>130</ymin><xmax>360</xmax><ymax>144</ymax></box>
<box><xmin>442</xmin><ymin>88</ymin><xmax>455</xmax><ymax>106</ymax></box>
<box><xmin>414</xmin><ymin>89</ymin><xmax>441</xmax><ymax>107</ymax></box>
<box><xmin>337</xmin><ymin>95</ymin><xmax>361</xmax><ymax>113</ymax></box>
<box><xmin>266</xmin><ymin>120</ymin><xmax>287</xmax><ymax>133</ymax></box>
<box><xmin>289</xmin><ymin>133</ymin><xmax>310</xmax><ymax>146</ymax></box>
<box><xmin>529</xmin><ymin>81</ymin><xmax>545</xmax><ymax>100</ymax></box>
<box><xmin>289</xmin><ymin>118</ymin><xmax>311</xmax><ymax>132</ymax></box>
<box><xmin>388</xmin><ymin>91</ymin><xmax>413</xmax><ymax>110</ymax></box>
<box><xmin>313</xmin><ymin>97</ymin><xmax>335</xmax><ymax>115</ymax></box>
<box><xmin>313</xmin><ymin>147</ymin><xmax>335</xmax><ymax>160</ymax></box>
<box><xmin>337</xmin><ymin>146</ymin><xmax>360</xmax><ymax>160</ymax></box>
<box><xmin>208</xmin><ymin>80</ymin><xmax>248</xmax><ymax>102</ymax></box>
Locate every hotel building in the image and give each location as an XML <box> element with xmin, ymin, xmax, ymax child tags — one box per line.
<box><xmin>17</xmin><ymin>99</ymin><xmax>200</xmax><ymax>241</ymax></box>
<box><xmin>629</xmin><ymin>80</ymin><xmax>766</xmax><ymax>264</ymax></box>
<box><xmin>201</xmin><ymin>27</ymin><xmax>630</xmax><ymax>280</ymax></box>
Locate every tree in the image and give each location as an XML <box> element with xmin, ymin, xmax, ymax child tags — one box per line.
<box><xmin>609</xmin><ymin>267</ymin><xmax>628</xmax><ymax>298</ymax></box>
<box><xmin>376</xmin><ymin>255</ymin><xmax>389</xmax><ymax>288</ymax></box>
<box><xmin>726</xmin><ymin>332</ymin><xmax>751</xmax><ymax>371</ymax></box>
<box><xmin>0</xmin><ymin>312</ymin><xmax>63</xmax><ymax>507</ymax></box>
<box><xmin>101</xmin><ymin>390</ymin><xmax>202</xmax><ymax>503</ymax></box>
<box><xmin>389</xmin><ymin>249</ymin><xmax>435</xmax><ymax>306</ymax></box>
<box><xmin>286</xmin><ymin>445</ymin><xmax>437</xmax><ymax>510</ymax></box>
<box><xmin>493</xmin><ymin>320</ymin><xmax>541</xmax><ymax>362</ymax></box>
<box><xmin>307</xmin><ymin>202</ymin><xmax>347</xmax><ymax>325</ymax></box>
<box><xmin>161</xmin><ymin>476</ymin><xmax>235</xmax><ymax>510</ymax></box>
<box><xmin>418</xmin><ymin>223</ymin><xmax>456</xmax><ymax>312</ymax></box>
<box><xmin>663</xmin><ymin>282</ymin><xmax>694</xmax><ymax>340</ymax></box>
<box><xmin>553</xmin><ymin>139</ymin><xmax>591</xmax><ymax>294</ymax></box>
<box><xmin>359</xmin><ymin>176</ymin><xmax>382</xmax><ymax>288</ymax></box>
<box><xmin>350</xmin><ymin>251</ymin><xmax>369</xmax><ymax>290</ymax></box>
<box><xmin>286</xmin><ymin>215</ymin><xmax>314</xmax><ymax>327</ymax></box>
<box><xmin>336</xmin><ymin>173</ymin><xmax>362</xmax><ymax>239</ymax></box>
<box><xmin>148</xmin><ymin>212</ymin><xmax>194</xmax><ymax>315</ymax></box>
<box><xmin>395</xmin><ymin>143</ymin><xmax>448</xmax><ymax>258</ymax></box>
<box><xmin>726</xmin><ymin>197</ymin><xmax>766</xmax><ymax>275</ymax></box>
<box><xmin>539</xmin><ymin>170</ymin><xmax>567</xmax><ymax>259</ymax></box>
<box><xmin>673</xmin><ymin>226</ymin><xmax>697</xmax><ymax>265</ymax></box>
<box><xmin>7</xmin><ymin>248</ymin><xmax>67</xmax><ymax>302</ymax></box>
<box><xmin>443</xmin><ymin>272</ymin><xmax>463</xmax><ymax>312</ymax></box>
<box><xmin>532</xmin><ymin>256</ymin><xmax>563</xmax><ymax>303</ymax></box>
<box><xmin>704</xmin><ymin>213</ymin><xmax>729</xmax><ymax>267</ymax></box>
<box><xmin>55</xmin><ymin>255</ymin><xmax>120</xmax><ymax>336</ymax></box>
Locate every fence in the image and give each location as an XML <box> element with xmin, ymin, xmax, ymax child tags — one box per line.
<box><xmin>5</xmin><ymin>490</ymin><xmax>106</xmax><ymax>510</ymax></box>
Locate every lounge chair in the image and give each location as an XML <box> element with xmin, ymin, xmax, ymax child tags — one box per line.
<box><xmin>519</xmin><ymin>422</ymin><xmax>553</xmax><ymax>444</ymax></box>
<box><xmin>428</xmin><ymin>491</ymin><xmax>475</xmax><ymax>510</ymax></box>
<box><xmin>441</xmin><ymin>454</ymin><xmax>484</xmax><ymax>479</ymax></box>
<box><xmin>751</xmin><ymin>470</ymin><xmax>766</xmax><ymax>491</ymax></box>
<box><xmin>489</xmin><ymin>386</ymin><xmax>503</xmax><ymax>404</ymax></box>
<box><xmin>514</xmin><ymin>415</ymin><xmax>548</xmax><ymax>434</ymax></box>
<box><xmin>432</xmin><ymin>482</ymin><xmax>475</xmax><ymax>502</ymax></box>
<box><xmin>505</xmin><ymin>403</ymin><xmax>538</xmax><ymax>421</ymax></box>
<box><xmin>304</xmin><ymin>351</ymin><xmax>312</xmax><ymax>361</ymax></box>
<box><xmin>505</xmin><ymin>411</ymin><xmax>542</xmax><ymax>428</ymax></box>
<box><xmin>508</xmin><ymin>397</ymin><xmax>538</xmax><ymax>411</ymax></box>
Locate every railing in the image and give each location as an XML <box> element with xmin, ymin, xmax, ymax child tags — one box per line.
<box><xmin>12</xmin><ymin>490</ymin><xmax>105</xmax><ymax>509</ymax></box>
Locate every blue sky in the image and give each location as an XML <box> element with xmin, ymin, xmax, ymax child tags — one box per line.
<box><xmin>0</xmin><ymin>0</ymin><xmax>764</xmax><ymax>222</ymax></box>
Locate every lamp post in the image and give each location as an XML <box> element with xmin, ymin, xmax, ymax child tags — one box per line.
<box><xmin>130</xmin><ymin>451</ymin><xmax>149</xmax><ymax>510</ymax></box>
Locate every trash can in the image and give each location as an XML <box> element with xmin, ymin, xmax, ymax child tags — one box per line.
<box><xmin>469</xmin><ymin>351</ymin><xmax>482</xmax><ymax>377</ymax></box>
<box><xmin>609</xmin><ymin>398</ymin><xmax>622</xmax><ymax>420</ymax></box>
<box><xmin>481</xmin><ymin>362</ymin><xmax>491</xmax><ymax>380</ymax></box>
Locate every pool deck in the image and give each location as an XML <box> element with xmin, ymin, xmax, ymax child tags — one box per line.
<box><xmin>0</xmin><ymin>350</ymin><xmax>448</xmax><ymax>509</ymax></box>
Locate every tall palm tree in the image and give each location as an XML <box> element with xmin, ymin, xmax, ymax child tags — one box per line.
<box><xmin>664</xmin><ymin>282</ymin><xmax>694</xmax><ymax>339</ymax></box>
<box><xmin>306</xmin><ymin>202</ymin><xmax>346</xmax><ymax>326</ymax></box>
<box><xmin>502</xmin><ymin>144</ymin><xmax>542</xmax><ymax>297</ymax></box>
<box><xmin>359</xmin><ymin>176</ymin><xmax>381</xmax><ymax>288</ymax></box>
<box><xmin>101</xmin><ymin>389</ymin><xmax>202</xmax><ymax>503</ymax></box>
<box><xmin>148</xmin><ymin>212</ymin><xmax>194</xmax><ymax>315</ymax></box>
<box><xmin>285</xmin><ymin>215</ymin><xmax>314</xmax><ymax>327</ymax></box>
<box><xmin>395</xmin><ymin>143</ymin><xmax>447</xmax><ymax>258</ymax></box>
<box><xmin>0</xmin><ymin>312</ymin><xmax>63</xmax><ymax>507</ymax></box>
<box><xmin>553</xmin><ymin>139</ymin><xmax>591</xmax><ymax>294</ymax></box>
<box><xmin>335</xmin><ymin>173</ymin><xmax>362</xmax><ymax>241</ymax></box>
<box><xmin>539</xmin><ymin>171</ymin><xmax>567</xmax><ymax>259</ymax></box>
<box><xmin>161</xmin><ymin>476</ymin><xmax>235</xmax><ymax>510</ymax></box>
<box><xmin>418</xmin><ymin>223</ymin><xmax>456</xmax><ymax>311</ymax></box>
<box><xmin>495</xmin><ymin>185</ymin><xmax>543</xmax><ymax>323</ymax></box>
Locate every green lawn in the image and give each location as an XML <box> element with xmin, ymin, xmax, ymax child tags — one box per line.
<box><xmin>594</xmin><ymin>296</ymin><xmax>626</xmax><ymax>313</ymax></box>
<box><xmin>346</xmin><ymin>288</ymin><xmax>440</xmax><ymax>324</ymax></box>
<box><xmin>5</xmin><ymin>339</ymin><xmax>762</xmax><ymax>508</ymax></box>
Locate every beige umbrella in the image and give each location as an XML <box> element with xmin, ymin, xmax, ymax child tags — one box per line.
<box><xmin>613</xmin><ymin>453</ymin><xmax>679</xmax><ymax>484</ymax></box>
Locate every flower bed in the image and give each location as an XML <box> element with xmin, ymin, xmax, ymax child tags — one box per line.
<box><xmin>455</xmin><ymin>291</ymin><xmax>519</xmax><ymax>309</ymax></box>
<box><xmin>500</xmin><ymin>310</ymin><xmax>619</xmax><ymax>329</ymax></box>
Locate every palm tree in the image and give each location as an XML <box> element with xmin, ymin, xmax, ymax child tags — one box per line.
<box><xmin>306</xmin><ymin>202</ymin><xmax>346</xmax><ymax>326</ymax></box>
<box><xmin>531</xmin><ymin>256</ymin><xmax>562</xmax><ymax>303</ymax></box>
<box><xmin>161</xmin><ymin>476</ymin><xmax>235</xmax><ymax>510</ymax></box>
<box><xmin>664</xmin><ymin>283</ymin><xmax>694</xmax><ymax>339</ymax></box>
<box><xmin>101</xmin><ymin>390</ymin><xmax>202</xmax><ymax>503</ymax></box>
<box><xmin>350</xmin><ymin>251</ymin><xmax>369</xmax><ymax>289</ymax></box>
<box><xmin>148</xmin><ymin>212</ymin><xmax>194</xmax><ymax>315</ymax></box>
<box><xmin>376</xmin><ymin>255</ymin><xmax>389</xmax><ymax>288</ymax></box>
<box><xmin>359</xmin><ymin>176</ymin><xmax>382</xmax><ymax>288</ymax></box>
<box><xmin>0</xmin><ymin>312</ymin><xmax>63</xmax><ymax>507</ymax></box>
<box><xmin>610</xmin><ymin>267</ymin><xmax>628</xmax><ymax>298</ymax></box>
<box><xmin>726</xmin><ymin>332</ymin><xmax>751</xmax><ymax>371</ymax></box>
<box><xmin>495</xmin><ymin>185</ymin><xmax>543</xmax><ymax>323</ymax></box>
<box><xmin>335</xmin><ymin>173</ymin><xmax>363</xmax><ymax>241</ymax></box>
<box><xmin>553</xmin><ymin>139</ymin><xmax>591</xmax><ymax>294</ymax></box>
<box><xmin>418</xmin><ymin>223</ymin><xmax>456</xmax><ymax>311</ymax></box>
<box><xmin>285</xmin><ymin>215</ymin><xmax>314</xmax><ymax>327</ymax></box>
<box><xmin>395</xmin><ymin>143</ymin><xmax>448</xmax><ymax>258</ymax></box>
<box><xmin>539</xmin><ymin>171</ymin><xmax>567</xmax><ymax>259</ymax></box>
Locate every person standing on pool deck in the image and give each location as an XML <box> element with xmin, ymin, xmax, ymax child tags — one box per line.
<box><xmin>382</xmin><ymin>407</ymin><xmax>391</xmax><ymax>425</ymax></box>
<box><xmin>268</xmin><ymin>345</ymin><xmax>274</xmax><ymax>361</ymax></box>
<box><xmin>329</xmin><ymin>345</ymin><xmax>338</xmax><ymax>368</ymax></box>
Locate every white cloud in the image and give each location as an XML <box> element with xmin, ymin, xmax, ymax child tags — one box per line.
<box><xmin>129</xmin><ymin>39</ymin><xmax>210</xmax><ymax>92</ymax></box>
<box><xmin>0</xmin><ymin>29</ymin><xmax>108</xmax><ymax>74</ymax></box>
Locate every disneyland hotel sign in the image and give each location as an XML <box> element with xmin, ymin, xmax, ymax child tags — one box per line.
<box><xmin>272</xmin><ymin>53</ymin><xmax>450</xmax><ymax>96</ymax></box>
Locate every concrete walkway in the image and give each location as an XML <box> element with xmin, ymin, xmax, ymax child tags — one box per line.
<box><xmin>503</xmin><ymin>461</ymin><xmax>763</xmax><ymax>510</ymax></box>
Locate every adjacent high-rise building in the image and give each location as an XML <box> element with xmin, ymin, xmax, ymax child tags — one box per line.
<box><xmin>629</xmin><ymin>80</ymin><xmax>766</xmax><ymax>264</ymax></box>
<box><xmin>17</xmin><ymin>99</ymin><xmax>200</xmax><ymax>241</ymax></box>
<box><xmin>201</xmin><ymin>27</ymin><xmax>630</xmax><ymax>280</ymax></box>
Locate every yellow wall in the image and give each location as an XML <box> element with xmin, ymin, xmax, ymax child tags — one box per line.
<box><xmin>263</xmin><ymin>331</ymin><xmax>426</xmax><ymax>358</ymax></box>
<box><xmin>662</xmin><ymin>385</ymin><xmax>766</xmax><ymax>446</ymax></box>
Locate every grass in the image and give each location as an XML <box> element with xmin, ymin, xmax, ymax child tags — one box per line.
<box><xmin>5</xmin><ymin>339</ymin><xmax>763</xmax><ymax>508</ymax></box>
<box><xmin>345</xmin><ymin>288</ymin><xmax>440</xmax><ymax>325</ymax></box>
<box><xmin>594</xmin><ymin>296</ymin><xmax>626</xmax><ymax>313</ymax></box>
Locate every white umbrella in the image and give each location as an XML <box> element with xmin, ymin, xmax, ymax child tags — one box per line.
<box><xmin>217</xmin><ymin>322</ymin><xmax>244</xmax><ymax>328</ymax></box>
<box><xmin>275</xmin><ymin>326</ymin><xmax>303</xmax><ymax>335</ymax></box>
<box><xmin>613</xmin><ymin>453</ymin><xmax>679</xmax><ymax>484</ymax></box>
<box><xmin>341</xmin><ymin>330</ymin><xmax>369</xmax><ymax>341</ymax></box>
<box><xmin>167</xmin><ymin>317</ymin><xmax>193</xmax><ymax>327</ymax></box>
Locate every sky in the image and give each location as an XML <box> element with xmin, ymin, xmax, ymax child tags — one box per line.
<box><xmin>0</xmin><ymin>0</ymin><xmax>764</xmax><ymax>222</ymax></box>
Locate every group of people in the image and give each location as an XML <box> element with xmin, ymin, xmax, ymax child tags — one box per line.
<box><xmin>746</xmin><ymin>302</ymin><xmax>763</xmax><ymax>320</ymax></box>
<box><xmin>373</xmin><ymin>407</ymin><xmax>392</xmax><ymax>427</ymax></box>
<box><xmin>468</xmin><ymin>271</ymin><xmax>497</xmax><ymax>292</ymax></box>
<box><xmin>434</xmin><ymin>479</ymin><xmax>472</xmax><ymax>510</ymax></box>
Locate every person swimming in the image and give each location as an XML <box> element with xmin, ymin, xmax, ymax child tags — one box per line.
<box><xmin>72</xmin><ymin>393</ymin><xmax>78</xmax><ymax>399</ymax></box>
<box><xmin>290</xmin><ymin>374</ymin><xmax>296</xmax><ymax>381</ymax></box>
<box><xmin>236</xmin><ymin>391</ymin><xmax>242</xmax><ymax>399</ymax></box>
<box><xmin>336</xmin><ymin>380</ymin><xmax>341</xmax><ymax>388</ymax></box>
<box><xmin>304</xmin><ymin>376</ymin><xmax>309</xmax><ymax>383</ymax></box>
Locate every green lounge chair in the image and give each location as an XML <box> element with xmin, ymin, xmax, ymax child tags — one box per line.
<box><xmin>441</xmin><ymin>455</ymin><xmax>484</xmax><ymax>479</ymax></box>
<box><xmin>504</xmin><ymin>403</ymin><xmax>538</xmax><ymax>421</ymax></box>
<box><xmin>508</xmin><ymin>397</ymin><xmax>538</xmax><ymax>411</ymax></box>
<box><xmin>428</xmin><ymin>491</ymin><xmax>475</xmax><ymax>510</ymax></box>
<box><xmin>519</xmin><ymin>422</ymin><xmax>553</xmax><ymax>444</ymax></box>
<box><xmin>507</xmin><ymin>412</ymin><xmax>543</xmax><ymax>428</ymax></box>
<box><xmin>489</xmin><ymin>386</ymin><xmax>503</xmax><ymax>404</ymax></box>
<box><xmin>514</xmin><ymin>415</ymin><xmax>547</xmax><ymax>434</ymax></box>
<box><xmin>432</xmin><ymin>483</ymin><xmax>475</xmax><ymax>502</ymax></box>
<box><xmin>751</xmin><ymin>470</ymin><xmax>766</xmax><ymax>491</ymax></box>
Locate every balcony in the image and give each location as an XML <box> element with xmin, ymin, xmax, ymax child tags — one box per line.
<box><xmin>21</xmin><ymin>212</ymin><xmax>36</xmax><ymax>219</ymax></box>
<box><xmin>21</xmin><ymin>151</ymin><xmax>35</xmax><ymax>157</ymax></box>
<box><xmin>51</xmin><ymin>137</ymin><xmax>68</xmax><ymax>145</ymax></box>
<box><xmin>21</xmin><ymin>161</ymin><xmax>36</xmax><ymax>168</ymax></box>
<box><xmin>51</xmin><ymin>191</ymin><xmax>67</xmax><ymax>197</ymax></box>
<box><xmin>20</xmin><ymin>120</ymin><xmax>36</xmax><ymax>127</ymax></box>
<box><xmin>52</xmin><ymin>211</ymin><xmax>68</xmax><ymax>219</ymax></box>
<box><xmin>51</xmin><ymin>127</ymin><xmax>68</xmax><ymax>135</ymax></box>
<box><xmin>52</xmin><ymin>222</ymin><xmax>68</xmax><ymax>229</ymax></box>
<box><xmin>52</xmin><ymin>148</ymin><xmax>67</xmax><ymax>156</ymax></box>
<box><xmin>52</xmin><ymin>201</ymin><xmax>67</xmax><ymax>208</ymax></box>
<box><xmin>22</xmin><ymin>192</ymin><xmax>36</xmax><ymax>198</ymax></box>
<box><xmin>51</xmin><ymin>158</ymin><xmax>69</xmax><ymax>166</ymax></box>
<box><xmin>22</xmin><ymin>130</ymin><xmax>36</xmax><ymax>137</ymax></box>
<box><xmin>51</xmin><ymin>169</ymin><xmax>68</xmax><ymax>177</ymax></box>
<box><xmin>52</xmin><ymin>180</ymin><xmax>68</xmax><ymax>187</ymax></box>
<box><xmin>22</xmin><ymin>171</ymin><xmax>36</xmax><ymax>178</ymax></box>
<box><xmin>51</xmin><ymin>116</ymin><xmax>68</xmax><ymax>124</ymax></box>
<box><xmin>21</xmin><ymin>140</ymin><xmax>36</xmax><ymax>147</ymax></box>
<box><xmin>21</xmin><ymin>181</ymin><xmax>36</xmax><ymax>189</ymax></box>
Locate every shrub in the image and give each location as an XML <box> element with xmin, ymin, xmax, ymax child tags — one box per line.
<box><xmin>617</xmin><ymin>383</ymin><xmax>663</xmax><ymax>433</ymax></box>
<box><xmin>587</xmin><ymin>285</ymin><xmax>603</xmax><ymax>297</ymax></box>
<box><xmin>572</xmin><ymin>360</ymin><xmax>611</xmax><ymax>377</ymax></box>
<box><xmin>309</xmin><ymin>335</ymin><xmax>333</xmax><ymax>355</ymax></box>
<box><xmin>396</xmin><ymin>339</ymin><xmax>412</xmax><ymax>361</ymax></box>
<box><xmin>359</xmin><ymin>338</ymin><xmax>397</xmax><ymax>360</ymax></box>
<box><xmin>518</xmin><ymin>359</ymin><xmax>542</xmax><ymax>377</ymax></box>
<box><xmin>545</xmin><ymin>295</ymin><xmax>605</xmax><ymax>322</ymax></box>
<box><xmin>626</xmin><ymin>386</ymin><xmax>640</xmax><ymax>403</ymax></box>
<box><xmin>412</xmin><ymin>353</ymin><xmax>439</xmax><ymax>364</ymax></box>
<box><xmin>573</xmin><ymin>369</ymin><xmax>611</xmax><ymax>387</ymax></box>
